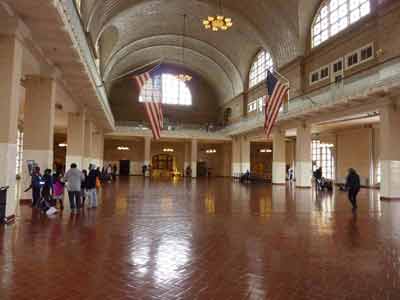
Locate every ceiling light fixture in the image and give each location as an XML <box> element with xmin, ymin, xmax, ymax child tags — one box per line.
<box><xmin>163</xmin><ymin>148</ymin><xmax>174</xmax><ymax>153</ymax></box>
<box><xmin>177</xmin><ymin>14</ymin><xmax>192</xmax><ymax>82</ymax></box>
<box><xmin>202</xmin><ymin>0</ymin><xmax>233</xmax><ymax>32</ymax></box>
<box><xmin>206</xmin><ymin>149</ymin><xmax>217</xmax><ymax>154</ymax></box>
<box><xmin>117</xmin><ymin>146</ymin><xmax>130</xmax><ymax>151</ymax></box>
<box><xmin>259</xmin><ymin>149</ymin><xmax>272</xmax><ymax>153</ymax></box>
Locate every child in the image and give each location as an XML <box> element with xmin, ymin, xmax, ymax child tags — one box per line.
<box><xmin>53</xmin><ymin>172</ymin><xmax>65</xmax><ymax>210</ymax></box>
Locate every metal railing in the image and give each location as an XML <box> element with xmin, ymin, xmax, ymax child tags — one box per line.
<box><xmin>55</xmin><ymin>0</ymin><xmax>115</xmax><ymax>129</ymax></box>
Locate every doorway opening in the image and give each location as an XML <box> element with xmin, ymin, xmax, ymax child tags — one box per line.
<box><xmin>119</xmin><ymin>160</ymin><xmax>130</xmax><ymax>176</ymax></box>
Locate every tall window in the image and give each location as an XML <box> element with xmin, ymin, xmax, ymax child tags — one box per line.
<box><xmin>312</xmin><ymin>140</ymin><xmax>335</xmax><ymax>180</ymax></box>
<box><xmin>376</xmin><ymin>161</ymin><xmax>381</xmax><ymax>184</ymax></box>
<box><xmin>139</xmin><ymin>73</ymin><xmax>192</xmax><ymax>106</ymax></box>
<box><xmin>249</xmin><ymin>50</ymin><xmax>274</xmax><ymax>88</ymax></box>
<box><xmin>311</xmin><ymin>0</ymin><xmax>371</xmax><ymax>48</ymax></box>
<box><xmin>16</xmin><ymin>130</ymin><xmax>23</xmax><ymax>176</ymax></box>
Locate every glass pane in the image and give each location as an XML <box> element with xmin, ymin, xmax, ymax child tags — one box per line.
<box><xmin>311</xmin><ymin>0</ymin><xmax>371</xmax><ymax>48</ymax></box>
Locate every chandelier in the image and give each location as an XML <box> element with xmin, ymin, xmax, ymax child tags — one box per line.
<box><xmin>202</xmin><ymin>0</ymin><xmax>233</xmax><ymax>31</ymax></box>
<box><xmin>177</xmin><ymin>14</ymin><xmax>192</xmax><ymax>82</ymax></box>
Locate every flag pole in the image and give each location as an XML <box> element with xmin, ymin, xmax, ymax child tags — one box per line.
<box><xmin>107</xmin><ymin>58</ymin><xmax>163</xmax><ymax>83</ymax></box>
<box><xmin>273</xmin><ymin>69</ymin><xmax>290</xmax><ymax>86</ymax></box>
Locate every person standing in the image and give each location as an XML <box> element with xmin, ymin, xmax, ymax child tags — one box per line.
<box><xmin>53</xmin><ymin>172</ymin><xmax>65</xmax><ymax>210</ymax></box>
<box><xmin>81</xmin><ymin>170</ymin><xmax>88</xmax><ymax>208</ymax></box>
<box><xmin>86</xmin><ymin>164</ymin><xmax>99</xmax><ymax>208</ymax></box>
<box><xmin>29</xmin><ymin>166</ymin><xmax>43</xmax><ymax>208</ymax></box>
<box><xmin>42</xmin><ymin>169</ymin><xmax>54</xmax><ymax>205</ymax></box>
<box><xmin>314</xmin><ymin>167</ymin><xmax>323</xmax><ymax>191</ymax></box>
<box><xmin>345</xmin><ymin>168</ymin><xmax>361</xmax><ymax>212</ymax></box>
<box><xmin>112</xmin><ymin>164</ymin><xmax>117</xmax><ymax>181</ymax></box>
<box><xmin>106</xmin><ymin>164</ymin><xmax>113</xmax><ymax>182</ymax></box>
<box><xmin>142</xmin><ymin>165</ymin><xmax>147</xmax><ymax>177</ymax></box>
<box><xmin>64</xmin><ymin>163</ymin><xmax>84</xmax><ymax>213</ymax></box>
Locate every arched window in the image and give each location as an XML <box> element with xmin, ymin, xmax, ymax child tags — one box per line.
<box><xmin>249</xmin><ymin>50</ymin><xmax>274</xmax><ymax>88</ymax></box>
<box><xmin>139</xmin><ymin>73</ymin><xmax>192</xmax><ymax>106</ymax></box>
<box><xmin>311</xmin><ymin>0</ymin><xmax>371</xmax><ymax>48</ymax></box>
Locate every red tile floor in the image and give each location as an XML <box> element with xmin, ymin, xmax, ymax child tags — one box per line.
<box><xmin>1</xmin><ymin>177</ymin><xmax>400</xmax><ymax>299</ymax></box>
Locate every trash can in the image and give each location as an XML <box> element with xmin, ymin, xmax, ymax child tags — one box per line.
<box><xmin>0</xmin><ymin>186</ymin><xmax>9</xmax><ymax>224</ymax></box>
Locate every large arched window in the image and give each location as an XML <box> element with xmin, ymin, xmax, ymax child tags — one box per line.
<box><xmin>312</xmin><ymin>0</ymin><xmax>371</xmax><ymax>48</ymax></box>
<box><xmin>249</xmin><ymin>50</ymin><xmax>274</xmax><ymax>88</ymax></box>
<box><xmin>139</xmin><ymin>73</ymin><xmax>192</xmax><ymax>106</ymax></box>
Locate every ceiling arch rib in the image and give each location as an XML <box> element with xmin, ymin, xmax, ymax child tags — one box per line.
<box><xmin>108</xmin><ymin>45</ymin><xmax>236</xmax><ymax>101</ymax></box>
<box><xmin>102</xmin><ymin>34</ymin><xmax>244</xmax><ymax>96</ymax></box>
<box><xmin>88</xmin><ymin>0</ymin><xmax>303</xmax><ymax>67</ymax></box>
<box><xmin>102</xmin><ymin>4</ymin><xmax>265</xmax><ymax>76</ymax></box>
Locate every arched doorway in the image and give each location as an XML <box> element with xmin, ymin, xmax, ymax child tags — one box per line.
<box><xmin>152</xmin><ymin>154</ymin><xmax>176</xmax><ymax>177</ymax></box>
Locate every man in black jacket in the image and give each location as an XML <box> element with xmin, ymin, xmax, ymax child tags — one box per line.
<box><xmin>86</xmin><ymin>164</ymin><xmax>98</xmax><ymax>208</ymax></box>
<box><xmin>346</xmin><ymin>168</ymin><xmax>361</xmax><ymax>211</ymax></box>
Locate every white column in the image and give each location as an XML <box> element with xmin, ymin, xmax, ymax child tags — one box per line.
<box><xmin>232</xmin><ymin>137</ymin><xmax>241</xmax><ymax>176</ymax></box>
<box><xmin>295</xmin><ymin>123</ymin><xmax>312</xmax><ymax>188</ymax></box>
<box><xmin>66</xmin><ymin>111</ymin><xmax>86</xmax><ymax>169</ymax></box>
<box><xmin>272</xmin><ymin>128</ymin><xmax>286</xmax><ymax>185</ymax></box>
<box><xmin>368</xmin><ymin>127</ymin><xmax>375</xmax><ymax>187</ymax></box>
<box><xmin>144</xmin><ymin>136</ymin><xmax>151</xmax><ymax>177</ymax></box>
<box><xmin>0</xmin><ymin>33</ymin><xmax>23</xmax><ymax>219</ymax></box>
<box><xmin>22</xmin><ymin>76</ymin><xmax>56</xmax><ymax>199</ymax></box>
<box><xmin>83</xmin><ymin>120</ymin><xmax>95</xmax><ymax>169</ymax></box>
<box><xmin>380</xmin><ymin>104</ymin><xmax>400</xmax><ymax>200</ymax></box>
<box><xmin>97</xmin><ymin>131</ymin><xmax>104</xmax><ymax>168</ymax></box>
<box><xmin>240</xmin><ymin>136</ymin><xmax>251</xmax><ymax>173</ymax></box>
<box><xmin>191</xmin><ymin>139</ymin><xmax>198</xmax><ymax>178</ymax></box>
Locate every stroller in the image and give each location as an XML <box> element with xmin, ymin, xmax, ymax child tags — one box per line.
<box><xmin>319</xmin><ymin>177</ymin><xmax>333</xmax><ymax>192</ymax></box>
<box><xmin>38</xmin><ymin>196</ymin><xmax>58</xmax><ymax>215</ymax></box>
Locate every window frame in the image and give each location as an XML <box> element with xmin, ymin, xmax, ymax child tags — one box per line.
<box><xmin>312</xmin><ymin>140</ymin><xmax>335</xmax><ymax>180</ymax></box>
<box><xmin>345</xmin><ymin>42</ymin><xmax>374</xmax><ymax>70</ymax></box>
<box><xmin>309</xmin><ymin>64</ymin><xmax>330</xmax><ymax>86</ymax></box>
<box><xmin>139</xmin><ymin>73</ymin><xmax>192</xmax><ymax>106</ymax></box>
<box><xmin>311</xmin><ymin>0</ymin><xmax>371</xmax><ymax>48</ymax></box>
<box><xmin>248</xmin><ymin>50</ymin><xmax>274</xmax><ymax>89</ymax></box>
<box><xmin>247</xmin><ymin>97</ymin><xmax>265</xmax><ymax>113</ymax></box>
<box><xmin>16</xmin><ymin>130</ymin><xmax>23</xmax><ymax>176</ymax></box>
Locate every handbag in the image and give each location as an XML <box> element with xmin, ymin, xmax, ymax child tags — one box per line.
<box><xmin>96</xmin><ymin>177</ymin><xmax>101</xmax><ymax>189</ymax></box>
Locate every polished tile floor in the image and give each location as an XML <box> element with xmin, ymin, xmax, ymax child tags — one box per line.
<box><xmin>1</xmin><ymin>177</ymin><xmax>400</xmax><ymax>299</ymax></box>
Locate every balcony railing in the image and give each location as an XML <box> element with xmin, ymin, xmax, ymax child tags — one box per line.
<box><xmin>221</xmin><ymin>56</ymin><xmax>400</xmax><ymax>135</ymax></box>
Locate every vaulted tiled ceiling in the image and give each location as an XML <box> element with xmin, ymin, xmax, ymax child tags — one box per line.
<box><xmin>85</xmin><ymin>0</ymin><xmax>320</xmax><ymax>102</ymax></box>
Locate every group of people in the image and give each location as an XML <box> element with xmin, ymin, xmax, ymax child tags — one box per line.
<box><xmin>27</xmin><ymin>163</ymin><xmax>101</xmax><ymax>215</ymax></box>
<box><xmin>313</xmin><ymin>166</ymin><xmax>361</xmax><ymax>212</ymax></box>
<box><xmin>313</xmin><ymin>167</ymin><xmax>333</xmax><ymax>192</ymax></box>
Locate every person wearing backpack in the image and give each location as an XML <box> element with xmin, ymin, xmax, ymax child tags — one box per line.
<box><xmin>345</xmin><ymin>168</ymin><xmax>361</xmax><ymax>212</ymax></box>
<box><xmin>25</xmin><ymin>166</ymin><xmax>44</xmax><ymax>208</ymax></box>
<box><xmin>42</xmin><ymin>169</ymin><xmax>54</xmax><ymax>205</ymax></box>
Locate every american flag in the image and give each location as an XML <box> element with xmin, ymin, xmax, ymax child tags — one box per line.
<box><xmin>133</xmin><ymin>71</ymin><xmax>163</xmax><ymax>140</ymax></box>
<box><xmin>264</xmin><ymin>70</ymin><xmax>289</xmax><ymax>138</ymax></box>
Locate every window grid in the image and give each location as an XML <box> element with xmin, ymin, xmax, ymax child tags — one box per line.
<box><xmin>249</xmin><ymin>50</ymin><xmax>274</xmax><ymax>88</ymax></box>
<box><xmin>139</xmin><ymin>74</ymin><xmax>191</xmax><ymax>106</ymax></box>
<box><xmin>247</xmin><ymin>97</ymin><xmax>265</xmax><ymax>113</ymax></box>
<box><xmin>312</xmin><ymin>140</ymin><xmax>335</xmax><ymax>180</ymax></box>
<box><xmin>312</xmin><ymin>0</ymin><xmax>371</xmax><ymax>48</ymax></box>
<box><xmin>16</xmin><ymin>130</ymin><xmax>23</xmax><ymax>176</ymax></box>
